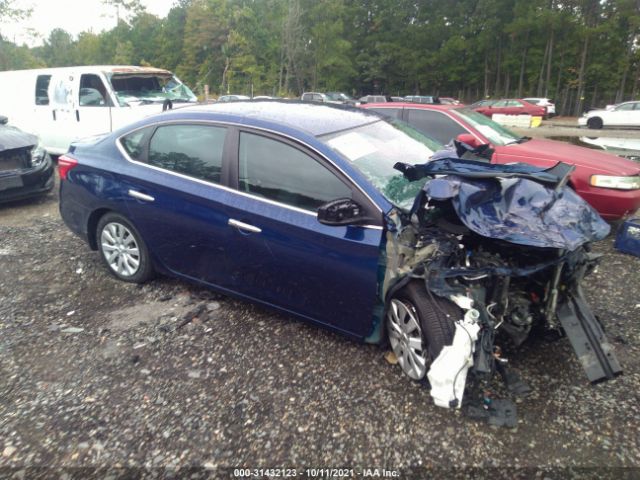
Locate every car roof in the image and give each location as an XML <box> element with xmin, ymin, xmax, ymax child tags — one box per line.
<box><xmin>175</xmin><ymin>100</ymin><xmax>383</xmax><ymax>137</ymax></box>
<box><xmin>364</xmin><ymin>102</ymin><xmax>459</xmax><ymax>111</ymax></box>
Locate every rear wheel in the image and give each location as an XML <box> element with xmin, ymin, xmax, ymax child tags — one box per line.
<box><xmin>386</xmin><ymin>281</ymin><xmax>461</xmax><ymax>380</ymax></box>
<box><xmin>587</xmin><ymin>117</ymin><xmax>603</xmax><ymax>129</ymax></box>
<box><xmin>96</xmin><ymin>212</ymin><xmax>153</xmax><ymax>283</ymax></box>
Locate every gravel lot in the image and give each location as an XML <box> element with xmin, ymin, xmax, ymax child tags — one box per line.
<box><xmin>1</xmin><ymin>170</ymin><xmax>640</xmax><ymax>478</ymax></box>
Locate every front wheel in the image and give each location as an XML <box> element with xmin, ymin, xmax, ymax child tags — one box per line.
<box><xmin>587</xmin><ymin>117</ymin><xmax>603</xmax><ymax>129</ymax></box>
<box><xmin>386</xmin><ymin>282</ymin><xmax>461</xmax><ymax>380</ymax></box>
<box><xmin>96</xmin><ymin>212</ymin><xmax>154</xmax><ymax>283</ymax></box>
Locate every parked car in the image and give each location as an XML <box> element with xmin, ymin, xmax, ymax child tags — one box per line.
<box><xmin>362</xmin><ymin>103</ymin><xmax>640</xmax><ymax>219</ymax></box>
<box><xmin>0</xmin><ymin>115</ymin><xmax>54</xmax><ymax>203</ymax></box>
<box><xmin>578</xmin><ymin>101</ymin><xmax>640</xmax><ymax>129</ymax></box>
<box><xmin>58</xmin><ymin>101</ymin><xmax>619</xmax><ymax>416</ymax></box>
<box><xmin>301</xmin><ymin>92</ymin><xmax>327</xmax><ymax>103</ymax></box>
<box><xmin>404</xmin><ymin>95</ymin><xmax>440</xmax><ymax>104</ymax></box>
<box><xmin>468</xmin><ymin>99</ymin><xmax>496</xmax><ymax>109</ymax></box>
<box><xmin>523</xmin><ymin>97</ymin><xmax>556</xmax><ymax>116</ymax></box>
<box><xmin>218</xmin><ymin>95</ymin><xmax>250</xmax><ymax>102</ymax></box>
<box><xmin>325</xmin><ymin>92</ymin><xmax>358</xmax><ymax>105</ymax></box>
<box><xmin>358</xmin><ymin>95</ymin><xmax>389</xmax><ymax>104</ymax></box>
<box><xmin>439</xmin><ymin>97</ymin><xmax>462</xmax><ymax>105</ymax></box>
<box><xmin>473</xmin><ymin>99</ymin><xmax>547</xmax><ymax>118</ymax></box>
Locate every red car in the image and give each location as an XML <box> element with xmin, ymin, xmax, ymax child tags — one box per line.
<box><xmin>362</xmin><ymin>103</ymin><xmax>640</xmax><ymax>220</ymax></box>
<box><xmin>473</xmin><ymin>98</ymin><xmax>547</xmax><ymax>118</ymax></box>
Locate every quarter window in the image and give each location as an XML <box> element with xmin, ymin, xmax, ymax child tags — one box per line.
<box><xmin>120</xmin><ymin>127</ymin><xmax>153</xmax><ymax>161</ymax></box>
<box><xmin>147</xmin><ymin>124</ymin><xmax>226</xmax><ymax>184</ymax></box>
<box><xmin>238</xmin><ymin>132</ymin><xmax>351</xmax><ymax>211</ymax></box>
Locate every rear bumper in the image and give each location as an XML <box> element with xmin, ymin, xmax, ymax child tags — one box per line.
<box><xmin>0</xmin><ymin>155</ymin><xmax>54</xmax><ymax>203</ymax></box>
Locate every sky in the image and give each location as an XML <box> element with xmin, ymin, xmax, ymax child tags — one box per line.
<box><xmin>1</xmin><ymin>0</ymin><xmax>178</xmax><ymax>47</ymax></box>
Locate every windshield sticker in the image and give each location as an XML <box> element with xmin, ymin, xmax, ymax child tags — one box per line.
<box><xmin>327</xmin><ymin>132</ymin><xmax>378</xmax><ymax>161</ymax></box>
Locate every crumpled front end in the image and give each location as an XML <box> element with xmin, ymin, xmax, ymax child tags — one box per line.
<box><xmin>379</xmin><ymin>156</ymin><xmax>621</xmax><ymax>424</ymax></box>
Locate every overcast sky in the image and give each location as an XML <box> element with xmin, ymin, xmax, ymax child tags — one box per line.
<box><xmin>1</xmin><ymin>0</ymin><xmax>177</xmax><ymax>46</ymax></box>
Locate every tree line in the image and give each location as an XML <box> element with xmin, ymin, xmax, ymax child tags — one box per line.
<box><xmin>1</xmin><ymin>0</ymin><xmax>639</xmax><ymax>115</ymax></box>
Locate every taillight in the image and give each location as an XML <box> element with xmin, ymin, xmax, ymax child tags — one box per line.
<box><xmin>58</xmin><ymin>154</ymin><xmax>78</xmax><ymax>180</ymax></box>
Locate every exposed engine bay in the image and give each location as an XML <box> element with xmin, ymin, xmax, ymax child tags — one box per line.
<box><xmin>379</xmin><ymin>154</ymin><xmax>622</xmax><ymax>426</ymax></box>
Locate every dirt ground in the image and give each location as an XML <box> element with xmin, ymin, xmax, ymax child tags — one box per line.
<box><xmin>1</xmin><ymin>170</ymin><xmax>640</xmax><ymax>479</ymax></box>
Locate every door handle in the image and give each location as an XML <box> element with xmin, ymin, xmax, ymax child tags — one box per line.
<box><xmin>128</xmin><ymin>189</ymin><xmax>155</xmax><ymax>202</ymax></box>
<box><xmin>228</xmin><ymin>218</ymin><xmax>261</xmax><ymax>233</ymax></box>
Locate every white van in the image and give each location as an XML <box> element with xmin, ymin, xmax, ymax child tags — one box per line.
<box><xmin>0</xmin><ymin>65</ymin><xmax>198</xmax><ymax>154</ymax></box>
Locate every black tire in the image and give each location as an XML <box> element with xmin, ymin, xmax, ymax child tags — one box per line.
<box><xmin>387</xmin><ymin>281</ymin><xmax>461</xmax><ymax>380</ymax></box>
<box><xmin>96</xmin><ymin>212</ymin><xmax>154</xmax><ymax>283</ymax></box>
<box><xmin>587</xmin><ymin>117</ymin><xmax>603</xmax><ymax>129</ymax></box>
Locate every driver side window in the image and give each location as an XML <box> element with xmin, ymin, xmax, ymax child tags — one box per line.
<box><xmin>238</xmin><ymin>132</ymin><xmax>352</xmax><ymax>211</ymax></box>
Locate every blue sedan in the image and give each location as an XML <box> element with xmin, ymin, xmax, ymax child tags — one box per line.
<box><xmin>59</xmin><ymin>101</ymin><xmax>619</xmax><ymax>400</ymax></box>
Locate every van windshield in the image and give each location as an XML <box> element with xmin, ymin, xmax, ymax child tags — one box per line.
<box><xmin>107</xmin><ymin>73</ymin><xmax>197</xmax><ymax>106</ymax></box>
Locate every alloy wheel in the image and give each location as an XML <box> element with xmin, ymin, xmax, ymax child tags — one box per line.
<box><xmin>100</xmin><ymin>222</ymin><xmax>141</xmax><ymax>277</ymax></box>
<box><xmin>386</xmin><ymin>298</ymin><xmax>428</xmax><ymax>380</ymax></box>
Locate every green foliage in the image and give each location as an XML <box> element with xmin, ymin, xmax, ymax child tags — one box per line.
<box><xmin>1</xmin><ymin>0</ymin><xmax>639</xmax><ymax>109</ymax></box>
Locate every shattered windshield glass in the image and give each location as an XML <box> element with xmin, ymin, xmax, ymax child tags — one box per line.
<box><xmin>107</xmin><ymin>73</ymin><xmax>197</xmax><ymax>106</ymax></box>
<box><xmin>452</xmin><ymin>108</ymin><xmax>521</xmax><ymax>146</ymax></box>
<box><xmin>321</xmin><ymin>119</ymin><xmax>442</xmax><ymax>210</ymax></box>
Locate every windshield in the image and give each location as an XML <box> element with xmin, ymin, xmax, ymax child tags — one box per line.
<box><xmin>452</xmin><ymin>108</ymin><xmax>521</xmax><ymax>146</ymax></box>
<box><xmin>320</xmin><ymin>119</ymin><xmax>442</xmax><ymax>210</ymax></box>
<box><xmin>107</xmin><ymin>73</ymin><xmax>197</xmax><ymax>106</ymax></box>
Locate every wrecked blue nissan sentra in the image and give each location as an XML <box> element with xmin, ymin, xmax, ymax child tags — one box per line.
<box><xmin>59</xmin><ymin>102</ymin><xmax>621</xmax><ymax>424</ymax></box>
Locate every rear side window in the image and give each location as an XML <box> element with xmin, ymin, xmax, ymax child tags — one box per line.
<box><xmin>405</xmin><ymin>109</ymin><xmax>466</xmax><ymax>145</ymax></box>
<box><xmin>147</xmin><ymin>124</ymin><xmax>226</xmax><ymax>184</ymax></box>
<box><xmin>238</xmin><ymin>132</ymin><xmax>351</xmax><ymax>211</ymax></box>
<box><xmin>35</xmin><ymin>75</ymin><xmax>51</xmax><ymax>105</ymax></box>
<box><xmin>120</xmin><ymin>127</ymin><xmax>153</xmax><ymax>161</ymax></box>
<box><xmin>368</xmin><ymin>107</ymin><xmax>402</xmax><ymax>119</ymax></box>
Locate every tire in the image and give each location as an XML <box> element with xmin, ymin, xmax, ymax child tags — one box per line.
<box><xmin>587</xmin><ymin>117</ymin><xmax>603</xmax><ymax>129</ymax></box>
<box><xmin>386</xmin><ymin>281</ymin><xmax>461</xmax><ymax>380</ymax></box>
<box><xmin>96</xmin><ymin>212</ymin><xmax>154</xmax><ymax>283</ymax></box>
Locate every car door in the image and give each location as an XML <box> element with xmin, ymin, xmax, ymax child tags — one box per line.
<box><xmin>118</xmin><ymin>122</ymin><xmax>237</xmax><ymax>288</ymax></box>
<box><xmin>507</xmin><ymin>100</ymin><xmax>525</xmax><ymax>114</ymax></box>
<box><xmin>224</xmin><ymin>129</ymin><xmax>384</xmax><ymax>338</ymax></box>
<box><xmin>47</xmin><ymin>71</ymin><xmax>77</xmax><ymax>152</ymax></box>
<box><xmin>631</xmin><ymin>102</ymin><xmax>640</xmax><ymax>126</ymax></box>
<box><xmin>610</xmin><ymin>102</ymin><xmax>635</xmax><ymax>125</ymax></box>
<box><xmin>74</xmin><ymin>73</ymin><xmax>113</xmax><ymax>139</ymax></box>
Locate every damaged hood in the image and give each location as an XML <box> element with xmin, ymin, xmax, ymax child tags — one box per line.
<box><xmin>0</xmin><ymin>125</ymin><xmax>37</xmax><ymax>152</ymax></box>
<box><xmin>397</xmin><ymin>158</ymin><xmax>610</xmax><ymax>250</ymax></box>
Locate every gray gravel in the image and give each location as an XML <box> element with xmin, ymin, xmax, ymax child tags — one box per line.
<box><xmin>1</xmin><ymin>173</ymin><xmax>639</xmax><ymax>477</ymax></box>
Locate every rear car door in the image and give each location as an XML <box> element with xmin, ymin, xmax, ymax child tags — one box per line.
<box><xmin>224</xmin><ymin>129</ymin><xmax>384</xmax><ymax>338</ymax></box>
<box><xmin>118</xmin><ymin>122</ymin><xmax>236</xmax><ymax>288</ymax></box>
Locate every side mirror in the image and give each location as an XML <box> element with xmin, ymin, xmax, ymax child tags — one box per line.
<box><xmin>456</xmin><ymin>133</ymin><xmax>480</xmax><ymax>148</ymax></box>
<box><xmin>0</xmin><ymin>115</ymin><xmax>8</xmax><ymax>125</ymax></box>
<box><xmin>317</xmin><ymin>198</ymin><xmax>370</xmax><ymax>226</ymax></box>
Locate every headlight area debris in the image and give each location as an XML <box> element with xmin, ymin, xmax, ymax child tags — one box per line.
<box><xmin>378</xmin><ymin>153</ymin><xmax>622</xmax><ymax>427</ymax></box>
